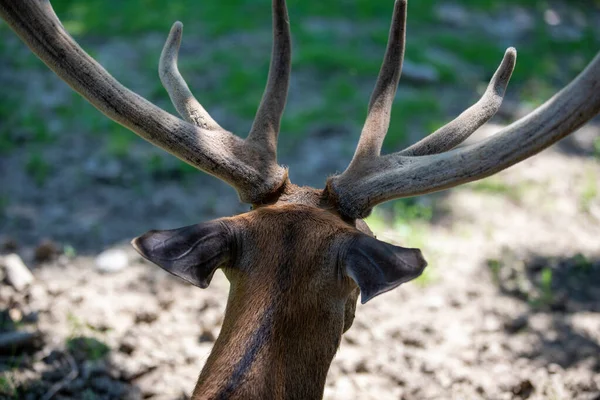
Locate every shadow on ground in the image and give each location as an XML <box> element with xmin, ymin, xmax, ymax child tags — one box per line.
<box><xmin>488</xmin><ymin>251</ymin><xmax>600</xmax><ymax>371</ymax></box>
<box><xmin>0</xmin><ymin>309</ymin><xmax>149</xmax><ymax>400</ymax></box>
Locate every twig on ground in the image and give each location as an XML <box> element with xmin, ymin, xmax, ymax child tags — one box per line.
<box><xmin>41</xmin><ymin>351</ymin><xmax>78</xmax><ymax>400</ymax></box>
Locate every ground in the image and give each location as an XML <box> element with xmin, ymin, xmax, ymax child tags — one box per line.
<box><xmin>0</xmin><ymin>1</ymin><xmax>599</xmax><ymax>399</ymax></box>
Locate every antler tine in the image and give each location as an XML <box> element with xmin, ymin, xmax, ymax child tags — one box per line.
<box><xmin>0</xmin><ymin>0</ymin><xmax>287</xmax><ymax>204</ymax></box>
<box><xmin>399</xmin><ymin>47</ymin><xmax>516</xmax><ymax>156</ymax></box>
<box><xmin>247</xmin><ymin>0</ymin><xmax>292</xmax><ymax>159</ymax></box>
<box><xmin>328</xmin><ymin>52</ymin><xmax>600</xmax><ymax>219</ymax></box>
<box><xmin>159</xmin><ymin>21</ymin><xmax>223</xmax><ymax>131</ymax></box>
<box><xmin>350</xmin><ymin>0</ymin><xmax>407</xmax><ymax>163</ymax></box>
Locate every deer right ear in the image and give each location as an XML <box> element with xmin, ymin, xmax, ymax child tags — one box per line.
<box><xmin>131</xmin><ymin>220</ymin><xmax>233</xmax><ymax>289</ymax></box>
<box><xmin>344</xmin><ymin>234</ymin><xmax>427</xmax><ymax>304</ymax></box>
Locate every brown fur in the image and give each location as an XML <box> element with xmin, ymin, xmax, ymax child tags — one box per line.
<box><xmin>130</xmin><ymin>181</ymin><xmax>426</xmax><ymax>399</ymax></box>
<box><xmin>192</xmin><ymin>186</ymin><xmax>362</xmax><ymax>399</ymax></box>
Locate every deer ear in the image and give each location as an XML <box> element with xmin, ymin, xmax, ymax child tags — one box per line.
<box><xmin>131</xmin><ymin>220</ymin><xmax>233</xmax><ymax>289</ymax></box>
<box><xmin>344</xmin><ymin>234</ymin><xmax>427</xmax><ymax>304</ymax></box>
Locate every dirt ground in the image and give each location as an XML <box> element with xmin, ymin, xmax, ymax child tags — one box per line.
<box><xmin>1</xmin><ymin>122</ymin><xmax>599</xmax><ymax>399</ymax></box>
<box><xmin>1</xmin><ymin>1</ymin><xmax>600</xmax><ymax>398</ymax></box>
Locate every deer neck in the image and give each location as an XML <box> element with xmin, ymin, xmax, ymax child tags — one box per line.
<box><xmin>192</xmin><ymin>280</ymin><xmax>345</xmax><ymax>399</ymax></box>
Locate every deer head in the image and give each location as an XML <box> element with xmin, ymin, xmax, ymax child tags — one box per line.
<box><xmin>1</xmin><ymin>0</ymin><xmax>599</xmax><ymax>398</ymax></box>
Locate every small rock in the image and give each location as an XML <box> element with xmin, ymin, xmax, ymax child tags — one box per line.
<box><xmin>64</xmin><ymin>378</ymin><xmax>86</xmax><ymax>394</ymax></box>
<box><xmin>95</xmin><ymin>249</ymin><xmax>129</xmax><ymax>273</ymax></box>
<box><xmin>32</xmin><ymin>361</ymin><xmax>47</xmax><ymax>373</ymax></box>
<box><xmin>89</xmin><ymin>375</ymin><xmax>128</xmax><ymax>397</ymax></box>
<box><xmin>119</xmin><ymin>337</ymin><xmax>137</xmax><ymax>355</ymax></box>
<box><xmin>425</xmin><ymin>294</ymin><xmax>446</xmax><ymax>310</ymax></box>
<box><xmin>118</xmin><ymin>359</ymin><xmax>157</xmax><ymax>382</ymax></box>
<box><xmin>550</xmin><ymin>293</ymin><xmax>568</xmax><ymax>312</ymax></box>
<box><xmin>512</xmin><ymin>379</ymin><xmax>534</xmax><ymax>399</ymax></box>
<box><xmin>22</xmin><ymin>311</ymin><xmax>39</xmax><ymax>324</ymax></box>
<box><xmin>355</xmin><ymin>360</ymin><xmax>369</xmax><ymax>373</ymax></box>
<box><xmin>334</xmin><ymin>346</ymin><xmax>367</xmax><ymax>374</ymax></box>
<box><xmin>43</xmin><ymin>350</ymin><xmax>64</xmax><ymax>364</ymax></box>
<box><xmin>547</xmin><ymin>363</ymin><xmax>562</xmax><ymax>374</ymax></box>
<box><xmin>332</xmin><ymin>376</ymin><xmax>355</xmax><ymax>399</ymax></box>
<box><xmin>199</xmin><ymin>329</ymin><xmax>215</xmax><ymax>343</ymax></box>
<box><xmin>401</xmin><ymin>334</ymin><xmax>425</xmax><ymax>348</ymax></box>
<box><xmin>0</xmin><ymin>236</ymin><xmax>18</xmax><ymax>252</ymax></box>
<box><xmin>0</xmin><ymin>309</ymin><xmax>16</xmax><ymax>331</ymax></box>
<box><xmin>46</xmin><ymin>282</ymin><xmax>64</xmax><ymax>296</ymax></box>
<box><xmin>81</xmin><ymin>359</ymin><xmax>110</xmax><ymax>379</ymax></box>
<box><xmin>29</xmin><ymin>285</ymin><xmax>48</xmax><ymax>306</ymax></box>
<box><xmin>34</xmin><ymin>239</ymin><xmax>59</xmax><ymax>263</ymax></box>
<box><xmin>42</xmin><ymin>368</ymin><xmax>68</xmax><ymax>382</ymax></box>
<box><xmin>483</xmin><ymin>315</ymin><xmax>502</xmax><ymax>332</ymax></box>
<box><xmin>449</xmin><ymin>295</ymin><xmax>464</xmax><ymax>308</ymax></box>
<box><xmin>421</xmin><ymin>360</ymin><xmax>437</xmax><ymax>374</ymax></box>
<box><xmin>504</xmin><ymin>315</ymin><xmax>528</xmax><ymax>333</ymax></box>
<box><xmin>135</xmin><ymin>309</ymin><xmax>159</xmax><ymax>324</ymax></box>
<box><xmin>8</xmin><ymin>308</ymin><xmax>22</xmax><ymax>322</ymax></box>
<box><xmin>122</xmin><ymin>386</ymin><xmax>143</xmax><ymax>400</ymax></box>
<box><xmin>1</xmin><ymin>253</ymin><xmax>34</xmax><ymax>291</ymax></box>
<box><xmin>158</xmin><ymin>296</ymin><xmax>174</xmax><ymax>310</ymax></box>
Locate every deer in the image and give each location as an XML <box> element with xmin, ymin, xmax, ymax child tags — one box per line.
<box><xmin>1</xmin><ymin>0</ymin><xmax>599</xmax><ymax>398</ymax></box>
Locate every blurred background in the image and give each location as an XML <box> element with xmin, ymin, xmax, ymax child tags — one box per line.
<box><xmin>0</xmin><ymin>0</ymin><xmax>599</xmax><ymax>399</ymax></box>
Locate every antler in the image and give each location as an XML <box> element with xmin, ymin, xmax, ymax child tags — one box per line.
<box><xmin>0</xmin><ymin>0</ymin><xmax>291</xmax><ymax>204</ymax></box>
<box><xmin>159</xmin><ymin>22</ymin><xmax>223</xmax><ymax>131</ymax></box>
<box><xmin>328</xmin><ymin>0</ymin><xmax>600</xmax><ymax>219</ymax></box>
<box><xmin>350</xmin><ymin>0</ymin><xmax>407</xmax><ymax>162</ymax></box>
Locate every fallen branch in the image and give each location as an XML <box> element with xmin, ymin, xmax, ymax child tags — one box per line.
<box><xmin>0</xmin><ymin>331</ymin><xmax>42</xmax><ymax>355</ymax></box>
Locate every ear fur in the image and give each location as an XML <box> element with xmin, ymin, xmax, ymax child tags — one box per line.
<box><xmin>344</xmin><ymin>234</ymin><xmax>427</xmax><ymax>304</ymax></box>
<box><xmin>131</xmin><ymin>220</ymin><xmax>233</xmax><ymax>288</ymax></box>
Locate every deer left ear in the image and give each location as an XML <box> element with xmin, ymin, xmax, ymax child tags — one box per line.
<box><xmin>344</xmin><ymin>234</ymin><xmax>427</xmax><ymax>304</ymax></box>
<box><xmin>131</xmin><ymin>220</ymin><xmax>233</xmax><ymax>289</ymax></box>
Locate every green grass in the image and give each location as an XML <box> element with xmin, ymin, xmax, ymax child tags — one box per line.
<box><xmin>487</xmin><ymin>259</ymin><xmax>502</xmax><ymax>284</ymax></box>
<box><xmin>45</xmin><ymin>0</ymin><xmax>599</xmax><ymax>100</ymax></box>
<box><xmin>365</xmin><ymin>198</ymin><xmax>433</xmax><ymax>238</ymax></box>
<box><xmin>467</xmin><ymin>177</ymin><xmax>526</xmax><ymax>202</ymax></box>
<box><xmin>2</xmin><ymin>0</ymin><xmax>598</xmax><ymax>185</ymax></box>
<box><xmin>385</xmin><ymin>91</ymin><xmax>443</xmax><ymax>150</ymax></box>
<box><xmin>145</xmin><ymin>152</ymin><xmax>201</xmax><ymax>181</ymax></box>
<box><xmin>50</xmin><ymin>0</ymin><xmax>583</xmax><ymax>37</ymax></box>
<box><xmin>0</xmin><ymin>196</ymin><xmax>8</xmax><ymax>217</ymax></box>
<box><xmin>66</xmin><ymin>336</ymin><xmax>110</xmax><ymax>361</ymax></box>
<box><xmin>106</xmin><ymin>127</ymin><xmax>135</xmax><ymax>158</ymax></box>
<box><xmin>0</xmin><ymin>374</ymin><xmax>17</xmax><ymax>398</ymax></box>
<box><xmin>572</xmin><ymin>253</ymin><xmax>593</xmax><ymax>272</ymax></box>
<box><xmin>0</xmin><ymin>96</ymin><xmax>56</xmax><ymax>153</ymax></box>
<box><xmin>539</xmin><ymin>267</ymin><xmax>554</xmax><ymax>303</ymax></box>
<box><xmin>65</xmin><ymin>312</ymin><xmax>111</xmax><ymax>361</ymax></box>
<box><xmin>63</xmin><ymin>244</ymin><xmax>77</xmax><ymax>258</ymax></box>
<box><xmin>471</xmin><ymin>180</ymin><xmax>511</xmax><ymax>194</ymax></box>
<box><xmin>0</xmin><ymin>134</ymin><xmax>14</xmax><ymax>154</ymax></box>
<box><xmin>25</xmin><ymin>152</ymin><xmax>52</xmax><ymax>186</ymax></box>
